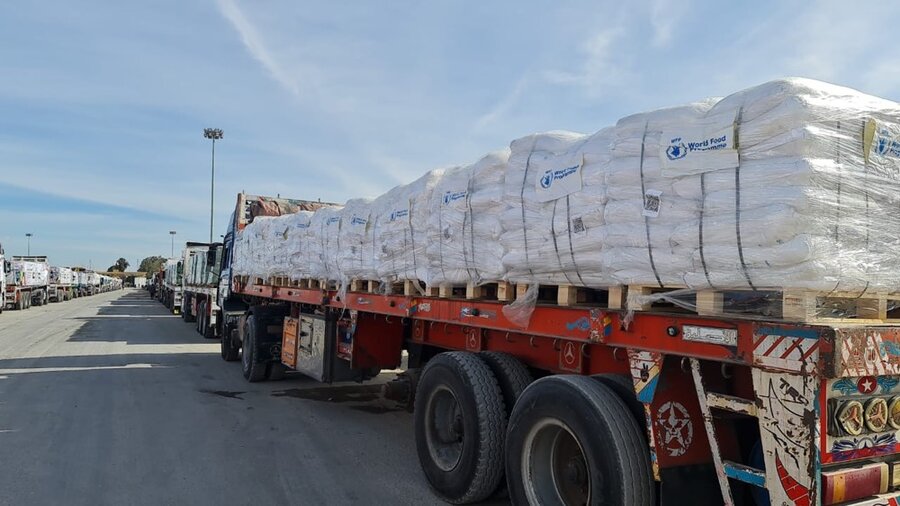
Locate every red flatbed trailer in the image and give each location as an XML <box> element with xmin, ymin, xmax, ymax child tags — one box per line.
<box><xmin>215</xmin><ymin>193</ymin><xmax>900</xmax><ymax>506</ymax></box>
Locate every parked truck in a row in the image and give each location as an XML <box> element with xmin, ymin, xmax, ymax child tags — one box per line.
<box><xmin>160</xmin><ymin>192</ymin><xmax>900</xmax><ymax>506</ymax></box>
<box><xmin>2</xmin><ymin>257</ymin><xmax>122</xmax><ymax>312</ymax></box>
<box><xmin>179</xmin><ymin>242</ymin><xmax>222</xmax><ymax>338</ymax></box>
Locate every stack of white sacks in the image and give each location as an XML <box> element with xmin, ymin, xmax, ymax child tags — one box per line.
<box><xmin>232</xmin><ymin>78</ymin><xmax>900</xmax><ymax>295</ymax></box>
<box><xmin>50</xmin><ymin>266</ymin><xmax>75</xmax><ymax>285</ymax></box>
<box><xmin>7</xmin><ymin>261</ymin><xmax>49</xmax><ymax>287</ymax></box>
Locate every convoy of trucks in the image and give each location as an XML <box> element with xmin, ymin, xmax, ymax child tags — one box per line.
<box><xmin>147</xmin><ymin>192</ymin><xmax>900</xmax><ymax>506</ymax></box>
<box><xmin>1</xmin><ymin>253</ymin><xmax>121</xmax><ymax>312</ymax></box>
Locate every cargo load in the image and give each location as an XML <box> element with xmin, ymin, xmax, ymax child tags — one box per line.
<box><xmin>50</xmin><ymin>266</ymin><xmax>75</xmax><ymax>285</ymax></box>
<box><xmin>230</xmin><ymin>78</ymin><xmax>900</xmax><ymax>303</ymax></box>
<box><xmin>6</xmin><ymin>260</ymin><xmax>49</xmax><ymax>287</ymax></box>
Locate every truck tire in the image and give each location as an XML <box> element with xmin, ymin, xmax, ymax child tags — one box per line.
<box><xmin>478</xmin><ymin>351</ymin><xmax>532</xmax><ymax>415</ymax></box>
<box><xmin>414</xmin><ymin>352</ymin><xmax>506</xmax><ymax>504</ymax></box>
<box><xmin>592</xmin><ymin>373</ymin><xmax>647</xmax><ymax>438</ymax></box>
<box><xmin>477</xmin><ymin>351</ymin><xmax>533</xmax><ymax>498</ymax></box>
<box><xmin>184</xmin><ymin>295</ymin><xmax>196</xmax><ymax>322</ymax></box>
<box><xmin>221</xmin><ymin>322</ymin><xmax>241</xmax><ymax>362</ymax></box>
<box><xmin>197</xmin><ymin>301</ymin><xmax>206</xmax><ymax>335</ymax></box>
<box><xmin>506</xmin><ymin>375</ymin><xmax>655</xmax><ymax>506</ymax></box>
<box><xmin>241</xmin><ymin>314</ymin><xmax>267</xmax><ymax>382</ymax></box>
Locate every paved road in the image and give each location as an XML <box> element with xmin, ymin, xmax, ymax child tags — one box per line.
<box><xmin>0</xmin><ymin>289</ymin><xmax>459</xmax><ymax>505</ymax></box>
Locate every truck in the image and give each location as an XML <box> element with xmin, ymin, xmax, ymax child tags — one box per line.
<box><xmin>49</xmin><ymin>266</ymin><xmax>75</xmax><ymax>302</ymax></box>
<box><xmin>209</xmin><ymin>192</ymin><xmax>900</xmax><ymax>506</ymax></box>
<box><xmin>0</xmin><ymin>242</ymin><xmax>5</xmax><ymax>313</ymax></box>
<box><xmin>179</xmin><ymin>241</ymin><xmax>223</xmax><ymax>337</ymax></box>
<box><xmin>161</xmin><ymin>258</ymin><xmax>182</xmax><ymax>313</ymax></box>
<box><xmin>5</xmin><ymin>256</ymin><xmax>50</xmax><ymax>310</ymax></box>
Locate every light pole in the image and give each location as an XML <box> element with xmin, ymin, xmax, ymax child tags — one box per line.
<box><xmin>169</xmin><ymin>230</ymin><xmax>176</xmax><ymax>258</ymax></box>
<box><xmin>25</xmin><ymin>233</ymin><xmax>32</xmax><ymax>256</ymax></box>
<box><xmin>203</xmin><ymin>128</ymin><xmax>223</xmax><ymax>243</ymax></box>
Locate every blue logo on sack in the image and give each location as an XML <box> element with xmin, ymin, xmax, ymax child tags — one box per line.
<box><xmin>442</xmin><ymin>190</ymin><xmax>467</xmax><ymax>205</ymax></box>
<box><xmin>874</xmin><ymin>129</ymin><xmax>900</xmax><ymax>157</ymax></box>
<box><xmin>389</xmin><ymin>209</ymin><xmax>409</xmax><ymax>221</ymax></box>
<box><xmin>540</xmin><ymin>170</ymin><xmax>553</xmax><ymax>189</ymax></box>
<box><xmin>539</xmin><ymin>165</ymin><xmax>579</xmax><ymax>190</ymax></box>
<box><xmin>666</xmin><ymin>141</ymin><xmax>688</xmax><ymax>160</ymax></box>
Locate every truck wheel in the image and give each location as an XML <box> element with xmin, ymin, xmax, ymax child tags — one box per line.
<box><xmin>506</xmin><ymin>375</ymin><xmax>655</xmax><ymax>506</ymax></box>
<box><xmin>592</xmin><ymin>374</ymin><xmax>647</xmax><ymax>438</ymax></box>
<box><xmin>478</xmin><ymin>351</ymin><xmax>532</xmax><ymax>415</ymax></box>
<box><xmin>241</xmin><ymin>314</ymin><xmax>267</xmax><ymax>382</ymax></box>
<box><xmin>197</xmin><ymin>301</ymin><xmax>205</xmax><ymax>334</ymax></box>
<box><xmin>414</xmin><ymin>352</ymin><xmax>506</xmax><ymax>504</ymax></box>
<box><xmin>221</xmin><ymin>323</ymin><xmax>240</xmax><ymax>362</ymax></box>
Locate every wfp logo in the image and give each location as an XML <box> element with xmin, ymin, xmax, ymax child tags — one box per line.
<box><xmin>540</xmin><ymin>170</ymin><xmax>553</xmax><ymax>189</ymax></box>
<box><xmin>666</xmin><ymin>139</ymin><xmax>688</xmax><ymax>161</ymax></box>
<box><xmin>442</xmin><ymin>190</ymin><xmax>466</xmax><ymax>205</ymax></box>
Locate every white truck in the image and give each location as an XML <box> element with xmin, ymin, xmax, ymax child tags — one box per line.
<box><xmin>5</xmin><ymin>256</ymin><xmax>50</xmax><ymax>310</ymax></box>
<box><xmin>0</xmin><ymin>243</ymin><xmax>5</xmax><ymax>313</ymax></box>
<box><xmin>162</xmin><ymin>258</ymin><xmax>182</xmax><ymax>313</ymax></box>
<box><xmin>180</xmin><ymin>242</ymin><xmax>222</xmax><ymax>338</ymax></box>
<box><xmin>49</xmin><ymin>266</ymin><xmax>75</xmax><ymax>302</ymax></box>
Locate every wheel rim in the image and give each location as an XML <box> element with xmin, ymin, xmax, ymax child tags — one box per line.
<box><xmin>424</xmin><ymin>384</ymin><xmax>465</xmax><ymax>472</ymax></box>
<box><xmin>522</xmin><ymin>418</ymin><xmax>591</xmax><ymax>506</ymax></box>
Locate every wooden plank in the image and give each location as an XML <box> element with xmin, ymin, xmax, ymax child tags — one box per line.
<box><xmin>696</xmin><ymin>290</ymin><xmax>725</xmax><ymax>316</ymax></box>
<box><xmin>857</xmin><ymin>298</ymin><xmax>888</xmax><ymax>320</ymax></box>
<box><xmin>557</xmin><ymin>285</ymin><xmax>578</xmax><ymax>306</ymax></box>
<box><xmin>497</xmin><ymin>282</ymin><xmax>514</xmax><ymax>302</ymax></box>
<box><xmin>466</xmin><ymin>283</ymin><xmax>483</xmax><ymax>300</ymax></box>
<box><xmin>438</xmin><ymin>284</ymin><xmax>453</xmax><ymax>298</ymax></box>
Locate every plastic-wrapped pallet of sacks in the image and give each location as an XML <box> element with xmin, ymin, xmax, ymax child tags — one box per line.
<box><xmin>335</xmin><ymin>198</ymin><xmax>377</xmax><ymax>284</ymax></box>
<box><xmin>426</xmin><ymin>149</ymin><xmax>509</xmax><ymax>286</ymax></box>
<box><xmin>500</xmin><ymin>128</ymin><xmax>616</xmax><ymax>287</ymax></box>
<box><xmin>375</xmin><ymin>169</ymin><xmax>445</xmax><ymax>288</ymax></box>
<box><xmin>7</xmin><ymin>261</ymin><xmax>49</xmax><ymax>287</ymax></box>
<box><xmin>50</xmin><ymin>266</ymin><xmax>74</xmax><ymax>285</ymax></box>
<box><xmin>308</xmin><ymin>206</ymin><xmax>344</xmax><ymax>281</ymax></box>
<box><xmin>283</xmin><ymin>210</ymin><xmax>315</xmax><ymax>281</ymax></box>
<box><xmin>233</xmin><ymin>214</ymin><xmax>297</xmax><ymax>280</ymax></box>
<box><xmin>605</xmin><ymin>78</ymin><xmax>900</xmax><ymax>300</ymax></box>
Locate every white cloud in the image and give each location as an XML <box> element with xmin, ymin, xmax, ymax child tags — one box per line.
<box><xmin>543</xmin><ymin>28</ymin><xmax>630</xmax><ymax>98</ymax></box>
<box><xmin>215</xmin><ymin>0</ymin><xmax>303</xmax><ymax>98</ymax></box>
<box><xmin>474</xmin><ymin>76</ymin><xmax>529</xmax><ymax>131</ymax></box>
<box><xmin>649</xmin><ymin>0</ymin><xmax>682</xmax><ymax>47</ymax></box>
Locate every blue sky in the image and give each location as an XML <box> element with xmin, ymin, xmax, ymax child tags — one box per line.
<box><xmin>1</xmin><ymin>0</ymin><xmax>898</xmax><ymax>269</ymax></box>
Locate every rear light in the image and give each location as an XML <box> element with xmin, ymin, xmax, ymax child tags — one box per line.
<box><xmin>889</xmin><ymin>397</ymin><xmax>900</xmax><ymax>430</ymax></box>
<box><xmin>836</xmin><ymin>400</ymin><xmax>865</xmax><ymax>435</ymax></box>
<box><xmin>822</xmin><ymin>462</ymin><xmax>889</xmax><ymax>505</ymax></box>
<box><xmin>865</xmin><ymin>398</ymin><xmax>890</xmax><ymax>433</ymax></box>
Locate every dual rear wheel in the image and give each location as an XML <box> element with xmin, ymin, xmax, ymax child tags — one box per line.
<box><xmin>414</xmin><ymin>351</ymin><xmax>654</xmax><ymax>506</ymax></box>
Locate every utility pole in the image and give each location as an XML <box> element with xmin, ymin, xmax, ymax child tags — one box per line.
<box><xmin>25</xmin><ymin>233</ymin><xmax>32</xmax><ymax>256</ymax></box>
<box><xmin>169</xmin><ymin>230</ymin><xmax>177</xmax><ymax>258</ymax></box>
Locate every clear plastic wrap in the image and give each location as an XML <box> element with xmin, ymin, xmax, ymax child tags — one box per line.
<box><xmin>49</xmin><ymin>266</ymin><xmax>74</xmax><ymax>285</ymax></box>
<box><xmin>427</xmin><ymin>149</ymin><xmax>510</xmax><ymax>286</ymax></box>
<box><xmin>7</xmin><ymin>261</ymin><xmax>49</xmax><ymax>287</ymax></box>
<box><xmin>500</xmin><ymin>128</ymin><xmax>616</xmax><ymax>287</ymax></box>
<box><xmin>375</xmin><ymin>169</ymin><xmax>445</xmax><ymax>286</ymax></box>
<box><xmin>336</xmin><ymin>198</ymin><xmax>377</xmax><ymax>283</ymax></box>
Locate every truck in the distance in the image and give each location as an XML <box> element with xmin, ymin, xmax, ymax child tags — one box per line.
<box><xmin>0</xmin><ymin>243</ymin><xmax>5</xmax><ymax>313</ymax></box>
<box><xmin>180</xmin><ymin>241</ymin><xmax>222</xmax><ymax>338</ymax></box>
<box><xmin>161</xmin><ymin>258</ymin><xmax>182</xmax><ymax>314</ymax></box>
<box><xmin>5</xmin><ymin>256</ymin><xmax>50</xmax><ymax>309</ymax></box>
<box><xmin>49</xmin><ymin>266</ymin><xmax>75</xmax><ymax>302</ymax></box>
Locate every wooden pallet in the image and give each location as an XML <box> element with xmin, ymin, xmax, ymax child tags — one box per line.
<box><xmin>349</xmin><ymin>280</ymin><xmax>381</xmax><ymax>293</ymax></box>
<box><xmin>626</xmin><ymin>285</ymin><xmax>900</xmax><ymax>323</ymax></box>
<box><xmin>513</xmin><ymin>283</ymin><xmax>622</xmax><ymax>308</ymax></box>
<box><xmin>426</xmin><ymin>282</ymin><xmax>515</xmax><ymax>301</ymax></box>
